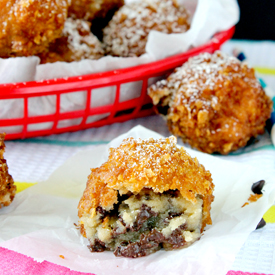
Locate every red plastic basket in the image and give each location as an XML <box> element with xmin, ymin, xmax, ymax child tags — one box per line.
<box><xmin>0</xmin><ymin>27</ymin><xmax>234</xmax><ymax>140</ymax></box>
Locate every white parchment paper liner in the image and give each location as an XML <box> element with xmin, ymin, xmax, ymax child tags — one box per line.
<box><xmin>0</xmin><ymin>0</ymin><xmax>239</xmax><ymax>130</ymax></box>
<box><xmin>1</xmin><ymin>125</ymin><xmax>275</xmax><ymax>275</ymax></box>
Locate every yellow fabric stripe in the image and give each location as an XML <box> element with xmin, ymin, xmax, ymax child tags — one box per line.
<box><xmin>15</xmin><ymin>182</ymin><xmax>37</xmax><ymax>193</ymax></box>
<box><xmin>263</xmin><ymin>205</ymin><xmax>275</xmax><ymax>223</ymax></box>
<box><xmin>254</xmin><ymin>67</ymin><xmax>275</xmax><ymax>75</ymax></box>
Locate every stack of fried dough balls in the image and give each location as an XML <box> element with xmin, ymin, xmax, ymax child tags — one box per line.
<box><xmin>148</xmin><ymin>51</ymin><xmax>273</xmax><ymax>155</ymax></box>
<box><xmin>0</xmin><ymin>0</ymin><xmax>191</xmax><ymax>62</ymax></box>
<box><xmin>0</xmin><ymin>0</ymin><xmax>124</xmax><ymax>62</ymax></box>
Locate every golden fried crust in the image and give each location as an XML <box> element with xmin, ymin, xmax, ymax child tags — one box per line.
<box><xmin>148</xmin><ymin>51</ymin><xmax>273</xmax><ymax>154</ymax></box>
<box><xmin>68</xmin><ymin>0</ymin><xmax>124</xmax><ymax>21</ymax></box>
<box><xmin>0</xmin><ymin>0</ymin><xmax>69</xmax><ymax>57</ymax></box>
<box><xmin>38</xmin><ymin>18</ymin><xmax>104</xmax><ymax>63</ymax></box>
<box><xmin>102</xmin><ymin>0</ymin><xmax>190</xmax><ymax>57</ymax></box>
<box><xmin>0</xmin><ymin>133</ymin><xmax>16</xmax><ymax>208</ymax></box>
<box><xmin>78</xmin><ymin>136</ymin><xmax>214</xmax><ymax>230</ymax></box>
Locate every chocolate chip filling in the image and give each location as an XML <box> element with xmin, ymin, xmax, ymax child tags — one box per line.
<box><xmin>114</xmin><ymin>229</ymin><xmax>165</xmax><ymax>257</ymax></box>
<box><xmin>132</xmin><ymin>204</ymin><xmax>158</xmax><ymax>231</ymax></box>
<box><xmin>83</xmin><ymin>189</ymin><xmax>203</xmax><ymax>258</ymax></box>
<box><xmin>256</xmin><ymin>218</ymin><xmax>266</xmax><ymax>230</ymax></box>
<box><xmin>251</xmin><ymin>180</ymin><xmax>265</xmax><ymax>195</ymax></box>
<box><xmin>88</xmin><ymin>239</ymin><xmax>107</xmax><ymax>252</ymax></box>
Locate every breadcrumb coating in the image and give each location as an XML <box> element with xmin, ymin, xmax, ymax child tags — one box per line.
<box><xmin>38</xmin><ymin>18</ymin><xmax>104</xmax><ymax>63</ymax></box>
<box><xmin>0</xmin><ymin>134</ymin><xmax>16</xmax><ymax>208</ymax></box>
<box><xmin>102</xmin><ymin>0</ymin><xmax>190</xmax><ymax>57</ymax></box>
<box><xmin>78</xmin><ymin>136</ymin><xmax>214</xmax><ymax>232</ymax></box>
<box><xmin>0</xmin><ymin>0</ymin><xmax>69</xmax><ymax>57</ymax></box>
<box><xmin>148</xmin><ymin>51</ymin><xmax>273</xmax><ymax>154</ymax></box>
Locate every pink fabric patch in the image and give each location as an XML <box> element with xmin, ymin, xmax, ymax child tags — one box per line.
<box><xmin>0</xmin><ymin>246</ymin><xmax>272</xmax><ymax>275</ymax></box>
<box><xmin>0</xmin><ymin>247</ymin><xmax>94</xmax><ymax>275</ymax></box>
<box><xmin>227</xmin><ymin>272</ymin><xmax>272</xmax><ymax>275</ymax></box>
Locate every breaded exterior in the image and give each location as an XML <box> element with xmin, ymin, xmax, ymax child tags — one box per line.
<box><xmin>38</xmin><ymin>18</ymin><xmax>104</xmax><ymax>63</ymax></box>
<box><xmin>0</xmin><ymin>0</ymin><xmax>69</xmax><ymax>58</ymax></box>
<box><xmin>78</xmin><ymin>136</ymin><xmax>214</xmax><ymax>232</ymax></box>
<box><xmin>102</xmin><ymin>0</ymin><xmax>190</xmax><ymax>57</ymax></box>
<box><xmin>68</xmin><ymin>0</ymin><xmax>124</xmax><ymax>21</ymax></box>
<box><xmin>0</xmin><ymin>134</ymin><xmax>16</xmax><ymax>208</ymax></box>
<box><xmin>148</xmin><ymin>51</ymin><xmax>273</xmax><ymax>154</ymax></box>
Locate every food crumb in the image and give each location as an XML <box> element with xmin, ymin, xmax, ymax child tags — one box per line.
<box><xmin>59</xmin><ymin>255</ymin><xmax>65</xmax><ymax>259</ymax></box>
<box><xmin>242</xmin><ymin>194</ymin><xmax>262</xmax><ymax>207</ymax></box>
<box><xmin>74</xmin><ymin>223</ymin><xmax>80</xmax><ymax>229</ymax></box>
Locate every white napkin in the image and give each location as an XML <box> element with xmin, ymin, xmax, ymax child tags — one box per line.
<box><xmin>1</xmin><ymin>125</ymin><xmax>274</xmax><ymax>275</ymax></box>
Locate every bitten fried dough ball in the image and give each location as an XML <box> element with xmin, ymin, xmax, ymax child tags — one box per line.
<box><xmin>68</xmin><ymin>0</ymin><xmax>124</xmax><ymax>21</ymax></box>
<box><xmin>0</xmin><ymin>0</ymin><xmax>69</xmax><ymax>58</ymax></box>
<box><xmin>78</xmin><ymin>136</ymin><xmax>214</xmax><ymax>258</ymax></box>
<box><xmin>148</xmin><ymin>51</ymin><xmax>273</xmax><ymax>155</ymax></box>
<box><xmin>0</xmin><ymin>134</ymin><xmax>16</xmax><ymax>208</ymax></box>
<box><xmin>102</xmin><ymin>0</ymin><xmax>190</xmax><ymax>57</ymax></box>
<box><xmin>38</xmin><ymin>18</ymin><xmax>104</xmax><ymax>63</ymax></box>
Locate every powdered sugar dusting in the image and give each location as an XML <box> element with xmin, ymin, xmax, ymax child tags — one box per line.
<box><xmin>63</xmin><ymin>18</ymin><xmax>104</xmax><ymax>60</ymax></box>
<box><xmin>101</xmin><ymin>135</ymin><xmax>214</xmax><ymax>209</ymax></box>
<box><xmin>149</xmin><ymin>51</ymin><xmax>262</xmax><ymax>112</ymax></box>
<box><xmin>103</xmin><ymin>0</ymin><xmax>190</xmax><ymax>57</ymax></box>
<box><xmin>109</xmin><ymin>136</ymin><xmax>187</xmax><ymax>180</ymax></box>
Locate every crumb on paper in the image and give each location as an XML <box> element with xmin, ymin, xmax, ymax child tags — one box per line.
<box><xmin>242</xmin><ymin>194</ymin><xmax>262</xmax><ymax>207</ymax></box>
<box><xmin>59</xmin><ymin>255</ymin><xmax>65</xmax><ymax>259</ymax></box>
<box><xmin>74</xmin><ymin>223</ymin><xmax>80</xmax><ymax>229</ymax></box>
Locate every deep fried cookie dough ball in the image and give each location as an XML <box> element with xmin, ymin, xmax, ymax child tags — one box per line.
<box><xmin>0</xmin><ymin>134</ymin><xmax>16</xmax><ymax>208</ymax></box>
<box><xmin>148</xmin><ymin>51</ymin><xmax>273</xmax><ymax>155</ymax></box>
<box><xmin>78</xmin><ymin>136</ymin><xmax>214</xmax><ymax>257</ymax></box>
<box><xmin>102</xmin><ymin>0</ymin><xmax>190</xmax><ymax>57</ymax></box>
<box><xmin>68</xmin><ymin>0</ymin><xmax>124</xmax><ymax>21</ymax></box>
<box><xmin>0</xmin><ymin>0</ymin><xmax>69</xmax><ymax>57</ymax></box>
<box><xmin>38</xmin><ymin>18</ymin><xmax>104</xmax><ymax>63</ymax></box>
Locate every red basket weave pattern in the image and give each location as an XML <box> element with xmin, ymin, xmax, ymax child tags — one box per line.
<box><xmin>0</xmin><ymin>27</ymin><xmax>234</xmax><ymax>140</ymax></box>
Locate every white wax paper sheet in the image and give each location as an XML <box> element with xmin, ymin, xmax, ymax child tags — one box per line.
<box><xmin>1</xmin><ymin>126</ymin><xmax>275</xmax><ymax>275</ymax></box>
<box><xmin>0</xmin><ymin>56</ymin><xmax>40</xmax><ymax>84</ymax></box>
